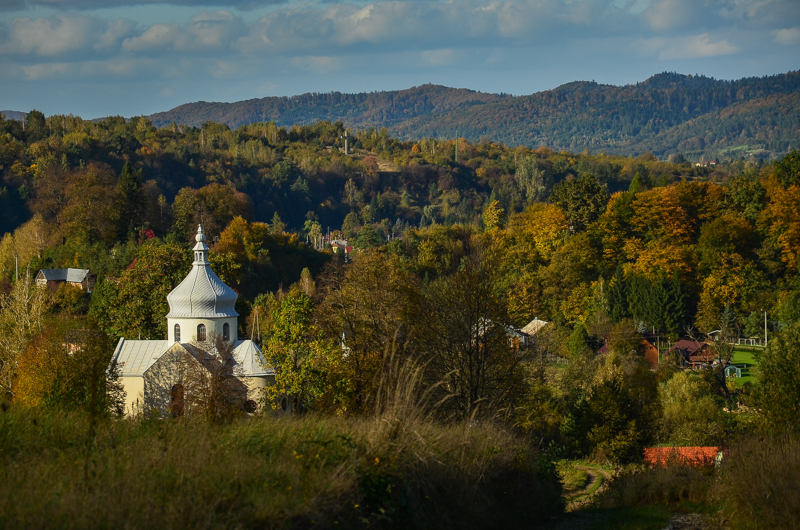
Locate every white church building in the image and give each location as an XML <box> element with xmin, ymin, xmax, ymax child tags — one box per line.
<box><xmin>109</xmin><ymin>226</ymin><xmax>274</xmax><ymax>415</ymax></box>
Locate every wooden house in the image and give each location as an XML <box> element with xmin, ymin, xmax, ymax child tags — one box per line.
<box><xmin>668</xmin><ymin>339</ymin><xmax>716</xmax><ymax>369</ymax></box>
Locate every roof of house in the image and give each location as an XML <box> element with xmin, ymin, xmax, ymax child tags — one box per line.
<box><xmin>111</xmin><ymin>338</ymin><xmax>273</xmax><ymax>377</ymax></box>
<box><xmin>166</xmin><ymin>226</ymin><xmax>238</xmax><ymax>318</ymax></box>
<box><xmin>521</xmin><ymin>318</ymin><xmax>549</xmax><ymax>336</ymax></box>
<box><xmin>668</xmin><ymin>339</ymin><xmax>709</xmax><ymax>355</ymax></box>
<box><xmin>37</xmin><ymin>268</ymin><xmax>91</xmax><ymax>282</ymax></box>
<box><xmin>643</xmin><ymin>447</ymin><xmax>721</xmax><ymax>467</ymax></box>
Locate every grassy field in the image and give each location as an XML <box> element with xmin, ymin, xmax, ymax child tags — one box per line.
<box><xmin>0</xmin><ymin>405</ymin><xmax>563</xmax><ymax>529</ymax></box>
<box><xmin>730</xmin><ymin>346</ymin><xmax>761</xmax><ymax>385</ymax></box>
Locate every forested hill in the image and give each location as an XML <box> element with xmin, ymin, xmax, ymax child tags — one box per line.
<box><xmin>148</xmin><ymin>71</ymin><xmax>800</xmax><ymax>159</ymax></box>
<box><xmin>148</xmin><ymin>85</ymin><xmax>506</xmax><ymax>131</ymax></box>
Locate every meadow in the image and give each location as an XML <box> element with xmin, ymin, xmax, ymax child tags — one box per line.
<box><xmin>0</xmin><ymin>404</ymin><xmax>562</xmax><ymax>529</ymax></box>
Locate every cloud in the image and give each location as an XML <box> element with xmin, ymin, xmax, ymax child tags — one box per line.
<box><xmin>774</xmin><ymin>26</ymin><xmax>800</xmax><ymax>44</ymax></box>
<box><xmin>1</xmin><ymin>0</ymin><xmax>798</xmax><ymax>119</ymax></box>
<box><xmin>645</xmin><ymin>33</ymin><xmax>740</xmax><ymax>59</ymax></box>
<box><xmin>1</xmin><ymin>0</ymin><xmax>288</xmax><ymax>11</ymax></box>
<box><xmin>121</xmin><ymin>10</ymin><xmax>245</xmax><ymax>53</ymax></box>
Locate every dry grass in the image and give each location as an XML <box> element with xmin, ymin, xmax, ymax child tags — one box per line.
<box><xmin>0</xmin><ymin>401</ymin><xmax>562</xmax><ymax>529</ymax></box>
<box><xmin>716</xmin><ymin>433</ymin><xmax>800</xmax><ymax>530</ymax></box>
<box><xmin>593</xmin><ymin>461</ymin><xmax>713</xmax><ymax>510</ymax></box>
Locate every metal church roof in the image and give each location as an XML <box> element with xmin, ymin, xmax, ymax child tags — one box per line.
<box><xmin>166</xmin><ymin>225</ymin><xmax>238</xmax><ymax>318</ymax></box>
<box><xmin>111</xmin><ymin>338</ymin><xmax>273</xmax><ymax>377</ymax></box>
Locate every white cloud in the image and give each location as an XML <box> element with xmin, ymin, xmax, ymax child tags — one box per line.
<box><xmin>1</xmin><ymin>14</ymin><xmax>98</xmax><ymax>56</ymax></box>
<box><xmin>648</xmin><ymin>33</ymin><xmax>740</xmax><ymax>59</ymax></box>
<box><xmin>1</xmin><ymin>0</ymin><xmax>798</xmax><ymax>117</ymax></box>
<box><xmin>774</xmin><ymin>26</ymin><xmax>800</xmax><ymax>44</ymax></box>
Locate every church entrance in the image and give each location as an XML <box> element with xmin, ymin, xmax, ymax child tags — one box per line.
<box><xmin>169</xmin><ymin>384</ymin><xmax>184</xmax><ymax>417</ymax></box>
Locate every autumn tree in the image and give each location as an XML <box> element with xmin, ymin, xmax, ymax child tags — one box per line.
<box><xmin>171</xmin><ymin>183</ymin><xmax>252</xmax><ymax>241</ymax></box>
<box><xmin>316</xmin><ymin>250</ymin><xmax>418</xmax><ymax>413</ymax></box>
<box><xmin>14</xmin><ymin>319</ymin><xmax>124</xmax><ymax>415</ymax></box>
<box><xmin>90</xmin><ymin>241</ymin><xmax>191</xmax><ymax>339</ymax></box>
<box><xmin>0</xmin><ymin>270</ymin><xmax>50</xmax><ymax>398</ymax></box>
<box><xmin>416</xmin><ymin>243</ymin><xmax>525</xmax><ymax>419</ymax></box>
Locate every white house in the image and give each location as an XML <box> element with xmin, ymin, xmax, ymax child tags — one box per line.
<box><xmin>109</xmin><ymin>225</ymin><xmax>274</xmax><ymax>415</ymax></box>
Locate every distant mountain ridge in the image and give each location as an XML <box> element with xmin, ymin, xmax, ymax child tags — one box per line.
<box><xmin>144</xmin><ymin>70</ymin><xmax>800</xmax><ymax>158</ymax></box>
<box><xmin>0</xmin><ymin>110</ymin><xmax>25</xmax><ymax>122</ymax></box>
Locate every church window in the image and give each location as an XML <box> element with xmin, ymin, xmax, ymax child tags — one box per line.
<box><xmin>174</xmin><ymin>324</ymin><xmax>181</xmax><ymax>342</ymax></box>
<box><xmin>197</xmin><ymin>324</ymin><xmax>206</xmax><ymax>342</ymax></box>
<box><xmin>223</xmin><ymin>322</ymin><xmax>230</xmax><ymax>341</ymax></box>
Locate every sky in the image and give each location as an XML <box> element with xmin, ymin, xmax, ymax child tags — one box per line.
<box><xmin>1</xmin><ymin>0</ymin><xmax>799</xmax><ymax>119</ymax></box>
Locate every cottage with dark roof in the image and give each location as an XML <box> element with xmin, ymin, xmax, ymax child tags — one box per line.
<box><xmin>36</xmin><ymin>268</ymin><xmax>96</xmax><ymax>293</ymax></box>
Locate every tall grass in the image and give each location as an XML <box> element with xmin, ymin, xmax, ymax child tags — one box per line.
<box><xmin>717</xmin><ymin>433</ymin><xmax>800</xmax><ymax>530</ymax></box>
<box><xmin>0</xmin><ymin>398</ymin><xmax>562</xmax><ymax>529</ymax></box>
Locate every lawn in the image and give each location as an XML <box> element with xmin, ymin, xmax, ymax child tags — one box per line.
<box><xmin>730</xmin><ymin>347</ymin><xmax>761</xmax><ymax>386</ymax></box>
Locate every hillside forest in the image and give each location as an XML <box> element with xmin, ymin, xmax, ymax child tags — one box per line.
<box><xmin>0</xmin><ymin>109</ymin><xmax>799</xmax><ymax>527</ymax></box>
<box><xmin>145</xmin><ymin>71</ymin><xmax>800</xmax><ymax>161</ymax></box>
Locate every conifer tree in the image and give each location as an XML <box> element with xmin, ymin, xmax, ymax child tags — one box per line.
<box><xmin>663</xmin><ymin>271</ymin><xmax>687</xmax><ymax>335</ymax></box>
<box><xmin>608</xmin><ymin>265</ymin><xmax>628</xmax><ymax>322</ymax></box>
<box><xmin>568</xmin><ymin>322</ymin><xmax>591</xmax><ymax>357</ymax></box>
<box><xmin>114</xmin><ymin>161</ymin><xmax>145</xmax><ymax>241</ymax></box>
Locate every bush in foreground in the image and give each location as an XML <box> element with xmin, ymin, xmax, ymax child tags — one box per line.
<box><xmin>0</xmin><ymin>405</ymin><xmax>562</xmax><ymax>529</ymax></box>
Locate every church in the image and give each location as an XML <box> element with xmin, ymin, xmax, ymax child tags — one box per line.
<box><xmin>109</xmin><ymin>226</ymin><xmax>274</xmax><ymax>416</ymax></box>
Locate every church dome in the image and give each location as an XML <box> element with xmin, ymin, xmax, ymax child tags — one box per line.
<box><xmin>166</xmin><ymin>226</ymin><xmax>239</xmax><ymax>318</ymax></box>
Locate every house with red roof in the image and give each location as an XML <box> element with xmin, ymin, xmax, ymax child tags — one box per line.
<box><xmin>668</xmin><ymin>339</ymin><xmax>716</xmax><ymax>369</ymax></box>
<box><xmin>644</xmin><ymin>447</ymin><xmax>723</xmax><ymax>467</ymax></box>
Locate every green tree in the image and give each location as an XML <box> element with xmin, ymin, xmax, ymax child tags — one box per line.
<box><xmin>114</xmin><ymin>161</ymin><xmax>145</xmax><ymax>240</ymax></box>
<box><xmin>263</xmin><ymin>291</ymin><xmax>329</xmax><ymax>413</ymax></box>
<box><xmin>24</xmin><ymin>109</ymin><xmax>46</xmax><ymax>142</ymax></box>
<box><xmin>608</xmin><ymin>265</ymin><xmax>628</xmax><ymax>323</ymax></box>
<box><xmin>551</xmin><ymin>173</ymin><xmax>608</xmax><ymax>232</ymax></box>
<box><xmin>629</xmin><ymin>172</ymin><xmax>645</xmax><ymax>194</ymax></box>
<box><xmin>90</xmin><ymin>241</ymin><xmax>191</xmax><ymax>339</ymax></box>
<box><xmin>659</xmin><ymin>371</ymin><xmax>724</xmax><ymax>445</ymax></box>
<box><xmin>354</xmin><ymin>223</ymin><xmax>379</xmax><ymax>249</ymax></box>
<box><xmin>775</xmin><ymin>149</ymin><xmax>800</xmax><ymax>187</ymax></box>
<box><xmin>568</xmin><ymin>323</ymin><xmax>591</xmax><ymax>358</ymax></box>
<box><xmin>756</xmin><ymin>321</ymin><xmax>800</xmax><ymax>430</ymax></box>
<box><xmin>663</xmin><ymin>271</ymin><xmax>687</xmax><ymax>335</ymax></box>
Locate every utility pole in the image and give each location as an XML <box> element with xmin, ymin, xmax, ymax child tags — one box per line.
<box><xmin>763</xmin><ymin>309</ymin><xmax>768</xmax><ymax>347</ymax></box>
<box><xmin>340</xmin><ymin>130</ymin><xmax>351</xmax><ymax>155</ymax></box>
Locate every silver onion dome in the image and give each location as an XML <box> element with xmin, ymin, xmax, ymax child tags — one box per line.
<box><xmin>166</xmin><ymin>225</ymin><xmax>239</xmax><ymax>318</ymax></box>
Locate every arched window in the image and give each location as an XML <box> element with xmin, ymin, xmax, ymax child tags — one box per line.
<box><xmin>223</xmin><ymin>322</ymin><xmax>230</xmax><ymax>341</ymax></box>
<box><xmin>197</xmin><ymin>323</ymin><xmax>206</xmax><ymax>342</ymax></box>
<box><xmin>174</xmin><ymin>324</ymin><xmax>181</xmax><ymax>343</ymax></box>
